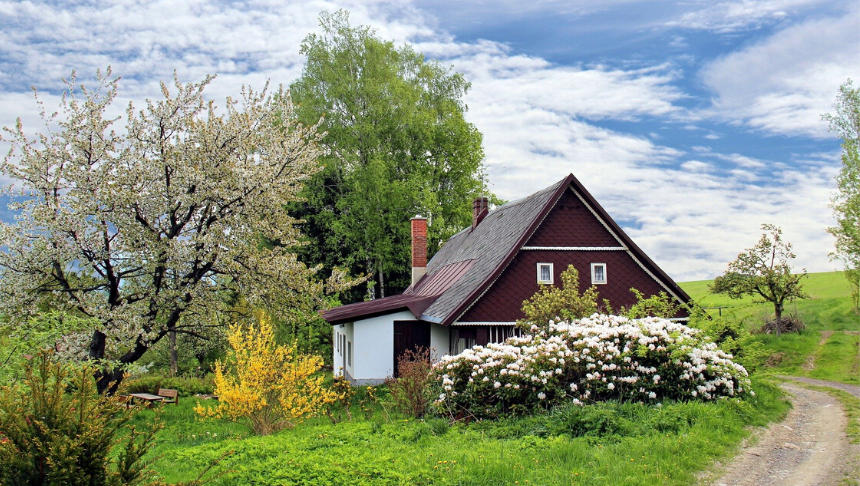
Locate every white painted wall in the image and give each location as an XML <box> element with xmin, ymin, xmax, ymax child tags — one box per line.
<box><xmin>430</xmin><ymin>323</ymin><xmax>450</xmax><ymax>361</ymax></box>
<box><xmin>332</xmin><ymin>323</ymin><xmax>348</xmax><ymax>378</ymax></box>
<box><xmin>333</xmin><ymin>313</ymin><xmax>452</xmax><ymax>384</ymax></box>
<box><xmin>351</xmin><ymin>310</ymin><xmax>414</xmax><ymax>384</ymax></box>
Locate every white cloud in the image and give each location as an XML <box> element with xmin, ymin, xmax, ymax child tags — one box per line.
<box><xmin>680</xmin><ymin>160</ymin><xmax>712</xmax><ymax>172</ymax></box>
<box><xmin>449</xmin><ymin>49</ymin><xmax>839</xmax><ymax>279</ymax></box>
<box><xmin>700</xmin><ymin>7</ymin><xmax>860</xmax><ymax>138</ymax></box>
<box><xmin>448</xmin><ymin>50</ymin><xmax>685</xmax><ymax>122</ymax></box>
<box><xmin>0</xmin><ymin>0</ymin><xmax>846</xmax><ymax>283</ymax></box>
<box><xmin>667</xmin><ymin>0</ymin><xmax>831</xmax><ymax>32</ymax></box>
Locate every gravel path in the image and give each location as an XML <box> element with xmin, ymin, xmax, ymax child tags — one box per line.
<box><xmin>778</xmin><ymin>375</ymin><xmax>860</xmax><ymax>399</ymax></box>
<box><xmin>708</xmin><ymin>382</ymin><xmax>858</xmax><ymax>486</ymax></box>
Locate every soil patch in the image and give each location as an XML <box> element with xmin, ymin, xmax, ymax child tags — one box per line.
<box><xmin>708</xmin><ymin>383</ymin><xmax>857</xmax><ymax>486</ymax></box>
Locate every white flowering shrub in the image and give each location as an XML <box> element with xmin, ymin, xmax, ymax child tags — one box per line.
<box><xmin>432</xmin><ymin>315</ymin><xmax>750</xmax><ymax>419</ymax></box>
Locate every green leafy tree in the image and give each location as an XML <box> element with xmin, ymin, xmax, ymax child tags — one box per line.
<box><xmin>621</xmin><ymin>289</ymin><xmax>681</xmax><ymax>319</ymax></box>
<box><xmin>0</xmin><ymin>70</ymin><xmax>357</xmax><ymax>394</ymax></box>
<box><xmin>711</xmin><ymin>224</ymin><xmax>808</xmax><ymax>335</ymax></box>
<box><xmin>822</xmin><ymin>79</ymin><xmax>860</xmax><ymax>312</ymax></box>
<box><xmin>0</xmin><ymin>312</ymin><xmax>96</xmax><ymax>385</ymax></box>
<box><xmin>518</xmin><ymin>265</ymin><xmax>599</xmax><ymax>330</ymax></box>
<box><xmin>290</xmin><ymin>10</ymin><xmax>489</xmax><ymax>301</ymax></box>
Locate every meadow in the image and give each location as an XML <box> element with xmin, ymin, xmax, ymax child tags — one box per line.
<box><xmin>131</xmin><ymin>271</ymin><xmax>854</xmax><ymax>484</ymax></box>
<box><xmin>679</xmin><ymin>271</ymin><xmax>859</xmax><ymax>384</ymax></box>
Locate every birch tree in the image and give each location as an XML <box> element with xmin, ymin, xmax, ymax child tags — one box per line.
<box><xmin>822</xmin><ymin>79</ymin><xmax>860</xmax><ymax>311</ymax></box>
<box><xmin>290</xmin><ymin>10</ymin><xmax>488</xmax><ymax>300</ymax></box>
<box><xmin>0</xmin><ymin>70</ymin><xmax>354</xmax><ymax>393</ymax></box>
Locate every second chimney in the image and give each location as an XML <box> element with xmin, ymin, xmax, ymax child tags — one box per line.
<box><xmin>472</xmin><ymin>197</ymin><xmax>489</xmax><ymax>230</ymax></box>
<box><xmin>411</xmin><ymin>216</ymin><xmax>427</xmax><ymax>286</ymax></box>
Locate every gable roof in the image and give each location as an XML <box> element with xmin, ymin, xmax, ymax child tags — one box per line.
<box><xmin>322</xmin><ymin>173</ymin><xmax>693</xmax><ymax>326</ymax></box>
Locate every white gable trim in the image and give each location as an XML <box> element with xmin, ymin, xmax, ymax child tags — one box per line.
<box><xmin>522</xmin><ymin>246</ymin><xmax>627</xmax><ymax>251</ymax></box>
<box><xmin>570</xmin><ymin>189</ymin><xmax>686</xmax><ymax>305</ymax></box>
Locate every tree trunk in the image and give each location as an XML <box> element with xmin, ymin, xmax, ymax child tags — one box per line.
<box><xmin>88</xmin><ymin>329</ymin><xmax>106</xmax><ymax>360</ymax></box>
<box><xmin>89</xmin><ymin>330</ymin><xmax>158</xmax><ymax>395</ymax></box>
<box><xmin>379</xmin><ymin>270</ymin><xmax>385</xmax><ymax>298</ymax></box>
<box><xmin>195</xmin><ymin>350</ymin><xmax>206</xmax><ymax>376</ymax></box>
<box><xmin>774</xmin><ymin>302</ymin><xmax>783</xmax><ymax>336</ymax></box>
<box><xmin>367</xmin><ymin>259</ymin><xmax>376</xmax><ymax>300</ymax></box>
<box><xmin>169</xmin><ymin>329</ymin><xmax>178</xmax><ymax>376</ymax></box>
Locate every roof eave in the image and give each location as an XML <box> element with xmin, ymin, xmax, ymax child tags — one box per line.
<box><xmin>322</xmin><ymin>295</ymin><xmax>438</xmax><ymax>325</ymax></box>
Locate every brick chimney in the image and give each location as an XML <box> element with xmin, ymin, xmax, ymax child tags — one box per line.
<box><xmin>411</xmin><ymin>216</ymin><xmax>427</xmax><ymax>285</ymax></box>
<box><xmin>472</xmin><ymin>197</ymin><xmax>489</xmax><ymax>230</ymax></box>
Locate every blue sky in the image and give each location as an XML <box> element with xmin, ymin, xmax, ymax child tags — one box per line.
<box><xmin>0</xmin><ymin>0</ymin><xmax>857</xmax><ymax>281</ymax></box>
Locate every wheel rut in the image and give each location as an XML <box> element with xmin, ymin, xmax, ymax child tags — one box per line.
<box><xmin>708</xmin><ymin>382</ymin><xmax>857</xmax><ymax>486</ymax></box>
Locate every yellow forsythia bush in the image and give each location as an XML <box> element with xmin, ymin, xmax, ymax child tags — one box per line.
<box><xmin>195</xmin><ymin>314</ymin><xmax>336</xmax><ymax>435</ymax></box>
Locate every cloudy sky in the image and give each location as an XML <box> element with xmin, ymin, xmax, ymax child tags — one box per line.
<box><xmin>0</xmin><ymin>0</ymin><xmax>857</xmax><ymax>281</ymax></box>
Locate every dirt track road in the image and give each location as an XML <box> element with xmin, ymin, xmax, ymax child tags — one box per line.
<box><xmin>708</xmin><ymin>382</ymin><xmax>859</xmax><ymax>486</ymax></box>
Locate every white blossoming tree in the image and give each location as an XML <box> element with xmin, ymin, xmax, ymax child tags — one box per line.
<box><xmin>0</xmin><ymin>70</ymin><xmax>356</xmax><ymax>393</ymax></box>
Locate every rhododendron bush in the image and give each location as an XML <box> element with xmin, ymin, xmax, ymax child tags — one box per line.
<box><xmin>432</xmin><ymin>315</ymin><xmax>750</xmax><ymax>418</ymax></box>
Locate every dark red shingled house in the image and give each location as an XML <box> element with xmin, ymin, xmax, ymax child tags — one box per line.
<box><xmin>323</xmin><ymin>173</ymin><xmax>693</xmax><ymax>384</ymax></box>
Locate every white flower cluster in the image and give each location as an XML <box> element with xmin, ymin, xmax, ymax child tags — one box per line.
<box><xmin>432</xmin><ymin>314</ymin><xmax>750</xmax><ymax>417</ymax></box>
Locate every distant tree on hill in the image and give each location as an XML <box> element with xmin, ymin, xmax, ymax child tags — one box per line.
<box><xmin>289</xmin><ymin>10</ymin><xmax>490</xmax><ymax>301</ymax></box>
<box><xmin>822</xmin><ymin>79</ymin><xmax>859</xmax><ymax>312</ymax></box>
<box><xmin>711</xmin><ymin>224</ymin><xmax>808</xmax><ymax>335</ymax></box>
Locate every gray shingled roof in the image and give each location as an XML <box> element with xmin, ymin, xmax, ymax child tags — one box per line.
<box><xmin>417</xmin><ymin>178</ymin><xmax>564</xmax><ymax>324</ymax></box>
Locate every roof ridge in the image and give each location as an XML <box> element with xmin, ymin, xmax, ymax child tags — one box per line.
<box><xmin>493</xmin><ymin>179</ymin><xmax>563</xmax><ymax>212</ymax></box>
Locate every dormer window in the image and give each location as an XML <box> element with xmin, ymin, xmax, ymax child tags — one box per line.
<box><xmin>591</xmin><ymin>263</ymin><xmax>607</xmax><ymax>285</ymax></box>
<box><xmin>537</xmin><ymin>263</ymin><xmax>553</xmax><ymax>284</ymax></box>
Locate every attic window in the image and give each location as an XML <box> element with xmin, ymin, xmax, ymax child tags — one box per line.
<box><xmin>537</xmin><ymin>263</ymin><xmax>553</xmax><ymax>284</ymax></box>
<box><xmin>591</xmin><ymin>263</ymin><xmax>607</xmax><ymax>285</ymax></box>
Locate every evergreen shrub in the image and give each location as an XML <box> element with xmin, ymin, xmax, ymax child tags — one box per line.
<box><xmin>0</xmin><ymin>353</ymin><xmax>159</xmax><ymax>486</ymax></box>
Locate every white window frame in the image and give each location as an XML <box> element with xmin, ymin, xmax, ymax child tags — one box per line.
<box><xmin>536</xmin><ymin>262</ymin><xmax>554</xmax><ymax>284</ymax></box>
<box><xmin>591</xmin><ymin>263</ymin><xmax>607</xmax><ymax>285</ymax></box>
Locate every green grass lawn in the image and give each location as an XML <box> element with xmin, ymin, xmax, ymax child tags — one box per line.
<box><xmin>139</xmin><ymin>378</ymin><xmax>789</xmax><ymax>485</ymax></box>
<box><xmin>122</xmin><ymin>272</ymin><xmax>855</xmax><ymax>484</ymax></box>
<box><xmin>679</xmin><ymin>271</ymin><xmax>860</xmax><ymax>384</ymax></box>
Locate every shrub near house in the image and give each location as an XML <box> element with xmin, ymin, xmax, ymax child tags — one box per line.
<box><xmin>433</xmin><ymin>314</ymin><xmax>750</xmax><ymax>419</ymax></box>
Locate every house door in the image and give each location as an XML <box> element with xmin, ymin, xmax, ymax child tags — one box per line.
<box><xmin>393</xmin><ymin>320</ymin><xmax>431</xmax><ymax>377</ymax></box>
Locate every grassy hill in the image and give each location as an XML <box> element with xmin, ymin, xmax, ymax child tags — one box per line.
<box><xmin>679</xmin><ymin>271</ymin><xmax>859</xmax><ymax>384</ymax></box>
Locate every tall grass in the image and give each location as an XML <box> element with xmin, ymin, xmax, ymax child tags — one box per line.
<box><xmin>142</xmin><ymin>378</ymin><xmax>788</xmax><ymax>485</ymax></box>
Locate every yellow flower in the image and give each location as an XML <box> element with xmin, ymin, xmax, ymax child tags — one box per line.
<box><xmin>195</xmin><ymin>313</ymin><xmax>336</xmax><ymax>435</ymax></box>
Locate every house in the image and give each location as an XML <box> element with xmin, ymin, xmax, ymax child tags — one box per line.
<box><xmin>323</xmin><ymin>173</ymin><xmax>693</xmax><ymax>384</ymax></box>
